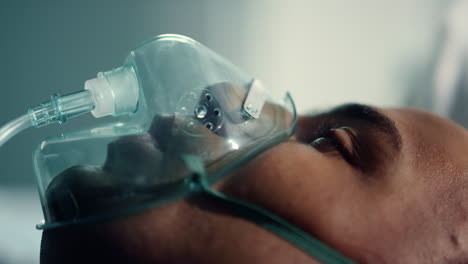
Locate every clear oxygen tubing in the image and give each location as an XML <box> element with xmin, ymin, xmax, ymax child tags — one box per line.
<box><xmin>0</xmin><ymin>114</ymin><xmax>32</xmax><ymax>148</ymax></box>
<box><xmin>0</xmin><ymin>65</ymin><xmax>139</xmax><ymax>149</ymax></box>
<box><xmin>0</xmin><ymin>90</ymin><xmax>96</xmax><ymax>148</ymax></box>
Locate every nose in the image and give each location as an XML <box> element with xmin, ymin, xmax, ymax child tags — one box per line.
<box><xmin>295</xmin><ymin>115</ymin><xmax>325</xmax><ymax>143</ymax></box>
<box><xmin>148</xmin><ymin>114</ymin><xmax>176</xmax><ymax>152</ymax></box>
<box><xmin>103</xmin><ymin>133</ymin><xmax>162</xmax><ymax>179</ymax></box>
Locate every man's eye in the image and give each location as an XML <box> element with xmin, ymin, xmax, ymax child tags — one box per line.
<box><xmin>309</xmin><ymin>127</ymin><xmax>359</xmax><ymax>165</ymax></box>
<box><xmin>310</xmin><ymin>136</ymin><xmax>340</xmax><ymax>154</ymax></box>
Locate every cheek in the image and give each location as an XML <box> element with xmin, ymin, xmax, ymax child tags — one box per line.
<box><xmin>100</xmin><ymin>196</ymin><xmax>319</xmax><ymax>263</ymax></box>
<box><xmin>216</xmin><ymin>141</ymin><xmax>370</xmax><ymax>245</ymax></box>
<box><xmin>215</xmin><ymin>140</ymin><xmax>417</xmax><ymax>262</ymax></box>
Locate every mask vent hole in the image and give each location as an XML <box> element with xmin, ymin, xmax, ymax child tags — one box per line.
<box><xmin>205</xmin><ymin>93</ymin><xmax>213</xmax><ymax>101</ymax></box>
<box><xmin>205</xmin><ymin>122</ymin><xmax>213</xmax><ymax>130</ymax></box>
<box><xmin>213</xmin><ymin>109</ymin><xmax>221</xmax><ymax>117</ymax></box>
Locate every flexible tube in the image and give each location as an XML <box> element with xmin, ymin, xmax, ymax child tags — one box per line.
<box><xmin>0</xmin><ymin>114</ymin><xmax>32</xmax><ymax>148</ymax></box>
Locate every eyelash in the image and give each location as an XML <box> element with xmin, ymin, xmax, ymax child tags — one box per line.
<box><xmin>310</xmin><ymin>123</ymin><xmax>362</xmax><ymax>167</ymax></box>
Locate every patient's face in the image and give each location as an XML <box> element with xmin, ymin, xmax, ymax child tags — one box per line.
<box><xmin>41</xmin><ymin>104</ymin><xmax>468</xmax><ymax>264</ymax></box>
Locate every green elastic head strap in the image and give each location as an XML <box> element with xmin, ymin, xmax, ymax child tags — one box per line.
<box><xmin>182</xmin><ymin>155</ymin><xmax>356</xmax><ymax>264</ymax></box>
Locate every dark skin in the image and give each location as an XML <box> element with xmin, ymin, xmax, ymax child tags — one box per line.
<box><xmin>41</xmin><ymin>104</ymin><xmax>468</xmax><ymax>264</ymax></box>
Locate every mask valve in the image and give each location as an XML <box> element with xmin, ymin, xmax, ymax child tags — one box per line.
<box><xmin>177</xmin><ymin>89</ymin><xmax>224</xmax><ymax>134</ymax></box>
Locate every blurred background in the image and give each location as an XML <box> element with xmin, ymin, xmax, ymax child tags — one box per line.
<box><xmin>1</xmin><ymin>0</ymin><xmax>467</xmax><ymax>263</ymax></box>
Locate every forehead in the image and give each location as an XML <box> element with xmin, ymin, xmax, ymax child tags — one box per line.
<box><xmin>385</xmin><ymin>108</ymin><xmax>468</xmax><ymax>177</ymax></box>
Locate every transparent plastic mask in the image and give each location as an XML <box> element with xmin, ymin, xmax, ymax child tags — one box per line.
<box><xmin>34</xmin><ymin>34</ymin><xmax>297</xmax><ymax>229</ymax></box>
